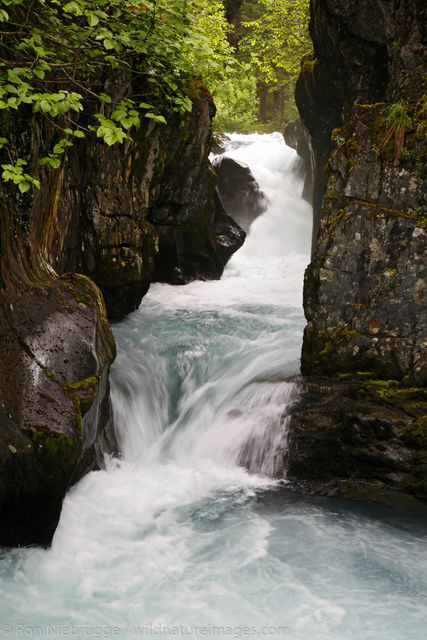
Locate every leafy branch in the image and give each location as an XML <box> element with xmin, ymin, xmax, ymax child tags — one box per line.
<box><xmin>0</xmin><ymin>0</ymin><xmax>231</xmax><ymax>189</ymax></box>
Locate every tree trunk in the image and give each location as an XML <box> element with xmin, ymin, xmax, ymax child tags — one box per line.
<box><xmin>258</xmin><ymin>83</ymin><xmax>268</xmax><ymax>123</ymax></box>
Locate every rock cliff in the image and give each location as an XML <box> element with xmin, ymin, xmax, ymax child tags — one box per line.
<box><xmin>288</xmin><ymin>0</ymin><xmax>426</xmax><ymax>499</ymax></box>
<box><xmin>283</xmin><ymin>118</ymin><xmax>314</xmax><ymax>205</ymax></box>
<box><xmin>39</xmin><ymin>79</ymin><xmax>244</xmax><ymax>318</ymax></box>
<box><xmin>0</xmin><ymin>76</ymin><xmax>243</xmax><ymax>545</ymax></box>
<box><xmin>0</xmin><ymin>178</ymin><xmax>116</xmax><ymax>545</ymax></box>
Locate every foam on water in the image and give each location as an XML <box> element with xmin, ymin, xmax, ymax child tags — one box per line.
<box><xmin>1</xmin><ymin>134</ymin><xmax>426</xmax><ymax>640</ymax></box>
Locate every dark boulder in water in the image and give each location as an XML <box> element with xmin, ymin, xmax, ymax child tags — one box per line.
<box><xmin>213</xmin><ymin>190</ymin><xmax>246</xmax><ymax>265</ymax></box>
<box><xmin>212</xmin><ymin>156</ymin><xmax>267</xmax><ymax>233</ymax></box>
<box><xmin>151</xmin><ymin>176</ymin><xmax>245</xmax><ymax>285</ymax></box>
<box><xmin>0</xmin><ymin>272</ymin><xmax>117</xmax><ymax>547</ymax></box>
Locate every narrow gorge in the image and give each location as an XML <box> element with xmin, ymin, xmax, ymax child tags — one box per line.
<box><xmin>0</xmin><ymin>0</ymin><xmax>426</xmax><ymax>637</ymax></box>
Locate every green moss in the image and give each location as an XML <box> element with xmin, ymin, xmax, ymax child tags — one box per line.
<box><xmin>364</xmin><ymin>380</ymin><xmax>423</xmax><ymax>401</ymax></box>
<box><xmin>298</xmin><ymin>52</ymin><xmax>318</xmax><ymax>101</ymax></box>
<box><xmin>62</xmin><ymin>374</ymin><xmax>101</xmax><ymax>428</ymax></box>
<box><xmin>328</xmin><ymin>206</ymin><xmax>348</xmax><ymax>229</ymax></box>
<box><xmin>402</xmin><ymin>416</ymin><xmax>427</xmax><ymax>450</ymax></box>
<box><xmin>74</xmin><ymin>398</ymin><xmax>83</xmax><ymax>434</ymax></box>
<box><xmin>30</xmin><ymin>431</ymin><xmax>81</xmax><ymax>473</ymax></box>
<box><xmin>355</xmin><ymin>371</ymin><xmax>377</xmax><ymax>378</ymax></box>
<box><xmin>63</xmin><ymin>375</ymin><xmax>100</xmax><ymax>393</ymax></box>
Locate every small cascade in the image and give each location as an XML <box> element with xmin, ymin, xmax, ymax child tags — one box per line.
<box><xmin>110</xmin><ymin>132</ymin><xmax>312</xmax><ymax>476</ymax></box>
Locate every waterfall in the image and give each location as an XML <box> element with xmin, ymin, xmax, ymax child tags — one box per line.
<box><xmin>110</xmin><ymin>132</ymin><xmax>312</xmax><ymax>475</ymax></box>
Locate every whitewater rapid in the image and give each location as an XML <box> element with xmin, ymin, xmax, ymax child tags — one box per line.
<box><xmin>1</xmin><ymin>133</ymin><xmax>426</xmax><ymax>640</ymax></box>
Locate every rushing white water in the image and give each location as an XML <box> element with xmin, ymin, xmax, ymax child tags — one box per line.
<box><xmin>1</xmin><ymin>134</ymin><xmax>427</xmax><ymax>640</ymax></box>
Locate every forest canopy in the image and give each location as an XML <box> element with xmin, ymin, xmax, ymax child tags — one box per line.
<box><xmin>212</xmin><ymin>0</ymin><xmax>310</xmax><ymax>130</ymax></box>
<box><xmin>0</xmin><ymin>0</ymin><xmax>309</xmax><ymax>191</ymax></box>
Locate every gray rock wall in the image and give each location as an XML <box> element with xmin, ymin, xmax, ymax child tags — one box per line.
<box><xmin>296</xmin><ymin>0</ymin><xmax>426</xmax><ymax>384</ymax></box>
<box><xmin>286</xmin><ymin>0</ymin><xmax>426</xmax><ymax>501</ymax></box>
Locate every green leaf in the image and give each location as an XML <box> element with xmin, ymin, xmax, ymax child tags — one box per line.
<box><xmin>63</xmin><ymin>1</ymin><xmax>83</xmax><ymax>16</ymax></box>
<box><xmin>53</xmin><ymin>139</ymin><xmax>72</xmax><ymax>155</ymax></box>
<box><xmin>18</xmin><ymin>181</ymin><xmax>31</xmax><ymax>193</ymax></box>
<box><xmin>86</xmin><ymin>11</ymin><xmax>99</xmax><ymax>27</ymax></box>
<box><xmin>99</xmin><ymin>93</ymin><xmax>112</xmax><ymax>104</ymax></box>
<box><xmin>39</xmin><ymin>156</ymin><xmax>61</xmax><ymax>169</ymax></box>
<box><xmin>103</xmin><ymin>38</ymin><xmax>115</xmax><ymax>50</ymax></box>
<box><xmin>145</xmin><ymin>113</ymin><xmax>167</xmax><ymax>125</ymax></box>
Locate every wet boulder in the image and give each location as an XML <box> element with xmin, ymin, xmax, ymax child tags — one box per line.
<box><xmin>286</xmin><ymin>377</ymin><xmax>427</xmax><ymax>501</ymax></box>
<box><xmin>212</xmin><ymin>156</ymin><xmax>267</xmax><ymax>233</ymax></box>
<box><xmin>0</xmin><ymin>273</ymin><xmax>116</xmax><ymax>547</ymax></box>
<box><xmin>213</xmin><ymin>190</ymin><xmax>246</xmax><ymax>265</ymax></box>
<box><xmin>152</xmin><ymin>170</ymin><xmax>245</xmax><ymax>285</ymax></box>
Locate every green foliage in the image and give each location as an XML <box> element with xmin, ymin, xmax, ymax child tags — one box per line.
<box><xmin>212</xmin><ymin>0</ymin><xmax>310</xmax><ymax>130</ymax></box>
<box><xmin>377</xmin><ymin>102</ymin><xmax>412</xmax><ymax>165</ymax></box>
<box><xmin>1</xmin><ymin>0</ymin><xmax>311</xmax><ymax>173</ymax></box>
<box><xmin>1</xmin><ymin>159</ymin><xmax>40</xmax><ymax>193</ymax></box>
<box><xmin>333</xmin><ymin>134</ymin><xmax>345</xmax><ymax>147</ymax></box>
<box><xmin>386</xmin><ymin>102</ymin><xmax>412</xmax><ymax>130</ymax></box>
<box><xmin>212</xmin><ymin>65</ymin><xmax>258</xmax><ymax>131</ymax></box>
<box><xmin>240</xmin><ymin>0</ymin><xmax>310</xmax><ymax>86</ymax></box>
<box><xmin>0</xmin><ymin>0</ymin><xmax>231</xmax><ymax>188</ymax></box>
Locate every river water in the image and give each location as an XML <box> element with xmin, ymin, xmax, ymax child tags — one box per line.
<box><xmin>1</xmin><ymin>134</ymin><xmax>426</xmax><ymax>640</ymax></box>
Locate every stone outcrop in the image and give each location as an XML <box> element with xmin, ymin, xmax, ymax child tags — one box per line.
<box><xmin>302</xmin><ymin>105</ymin><xmax>426</xmax><ymax>384</ymax></box>
<box><xmin>295</xmin><ymin>0</ymin><xmax>426</xmax><ymax>383</ymax></box>
<box><xmin>0</xmin><ymin>177</ymin><xmax>116</xmax><ymax>545</ymax></box>
<box><xmin>212</xmin><ymin>156</ymin><xmax>267</xmax><ymax>233</ymax></box>
<box><xmin>287</xmin><ymin>0</ymin><xmax>427</xmax><ymax>499</ymax></box>
<box><xmin>211</xmin><ymin>132</ymin><xmax>231</xmax><ymax>156</ymax></box>
<box><xmin>286</xmin><ymin>377</ymin><xmax>427</xmax><ymax>500</ymax></box>
<box><xmin>283</xmin><ymin>119</ymin><xmax>314</xmax><ymax>204</ymax></box>
<box><xmin>147</xmin><ymin>86</ymin><xmax>245</xmax><ymax>284</ymax></box>
<box><xmin>42</xmin><ymin>80</ymin><xmax>244</xmax><ymax>317</ymax></box>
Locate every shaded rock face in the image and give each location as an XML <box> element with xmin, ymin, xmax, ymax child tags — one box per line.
<box><xmin>0</xmin><ymin>181</ymin><xmax>116</xmax><ymax>545</ymax></box>
<box><xmin>148</xmin><ymin>90</ymin><xmax>245</xmax><ymax>284</ymax></box>
<box><xmin>42</xmin><ymin>81</ymin><xmax>240</xmax><ymax>317</ymax></box>
<box><xmin>50</xmin><ymin>139</ymin><xmax>158</xmax><ymax>321</ymax></box>
<box><xmin>43</xmin><ymin>80</ymin><xmax>243</xmax><ymax>313</ymax></box>
<box><xmin>286</xmin><ymin>378</ymin><xmax>427</xmax><ymax>501</ymax></box>
<box><xmin>212</xmin><ymin>156</ymin><xmax>267</xmax><ymax>233</ymax></box>
<box><xmin>283</xmin><ymin>119</ymin><xmax>314</xmax><ymax>204</ymax></box>
<box><xmin>286</xmin><ymin>0</ymin><xmax>426</xmax><ymax>500</ymax></box>
<box><xmin>295</xmin><ymin>0</ymin><xmax>426</xmax><ymax>385</ymax></box>
<box><xmin>302</xmin><ymin>105</ymin><xmax>426</xmax><ymax>384</ymax></box>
